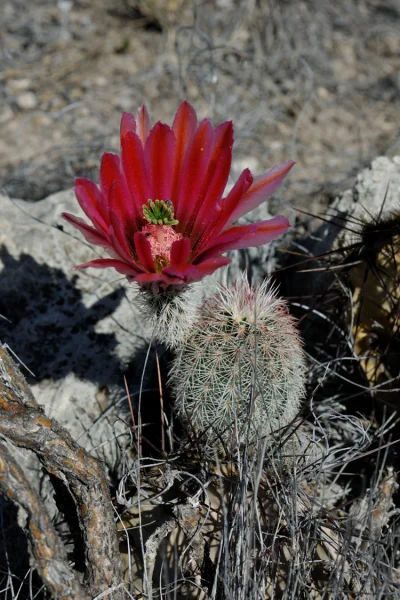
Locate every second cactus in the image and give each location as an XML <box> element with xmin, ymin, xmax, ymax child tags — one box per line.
<box><xmin>169</xmin><ymin>275</ymin><xmax>307</xmax><ymax>454</ymax></box>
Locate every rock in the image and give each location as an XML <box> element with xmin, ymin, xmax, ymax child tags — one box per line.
<box><xmin>6</xmin><ymin>78</ymin><xmax>31</xmax><ymax>94</ymax></box>
<box><xmin>0</xmin><ymin>106</ymin><xmax>14</xmax><ymax>124</ymax></box>
<box><xmin>310</xmin><ymin>155</ymin><xmax>400</xmax><ymax>257</ymax></box>
<box><xmin>0</xmin><ymin>190</ymin><xmax>152</xmax><ymax>465</ymax></box>
<box><xmin>15</xmin><ymin>91</ymin><xmax>37</xmax><ymax>110</ymax></box>
<box><xmin>332</xmin><ymin>155</ymin><xmax>400</xmax><ymax>246</ymax></box>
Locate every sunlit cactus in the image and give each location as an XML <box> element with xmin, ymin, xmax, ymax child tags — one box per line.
<box><xmin>169</xmin><ymin>274</ymin><xmax>307</xmax><ymax>453</ymax></box>
<box><xmin>134</xmin><ymin>284</ymin><xmax>202</xmax><ymax>348</ymax></box>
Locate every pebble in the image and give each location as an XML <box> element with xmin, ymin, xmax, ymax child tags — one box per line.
<box><xmin>0</xmin><ymin>106</ymin><xmax>14</xmax><ymax>124</ymax></box>
<box><xmin>16</xmin><ymin>91</ymin><xmax>37</xmax><ymax>110</ymax></box>
<box><xmin>233</xmin><ymin>156</ymin><xmax>260</xmax><ymax>172</ymax></box>
<box><xmin>6</xmin><ymin>78</ymin><xmax>31</xmax><ymax>94</ymax></box>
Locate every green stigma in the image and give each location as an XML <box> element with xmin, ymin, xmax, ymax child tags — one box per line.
<box><xmin>142</xmin><ymin>199</ymin><xmax>179</xmax><ymax>226</ymax></box>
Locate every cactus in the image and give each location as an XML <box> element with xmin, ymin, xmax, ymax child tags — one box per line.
<box><xmin>134</xmin><ymin>284</ymin><xmax>202</xmax><ymax>348</ymax></box>
<box><xmin>169</xmin><ymin>275</ymin><xmax>307</xmax><ymax>453</ymax></box>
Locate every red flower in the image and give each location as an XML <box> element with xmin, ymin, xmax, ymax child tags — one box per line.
<box><xmin>62</xmin><ymin>101</ymin><xmax>294</xmax><ymax>290</ymax></box>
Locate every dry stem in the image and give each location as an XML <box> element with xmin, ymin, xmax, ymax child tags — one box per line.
<box><xmin>0</xmin><ymin>344</ymin><xmax>124</xmax><ymax>599</ymax></box>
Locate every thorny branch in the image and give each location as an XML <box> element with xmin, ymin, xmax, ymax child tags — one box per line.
<box><xmin>0</xmin><ymin>344</ymin><xmax>124</xmax><ymax>599</ymax></box>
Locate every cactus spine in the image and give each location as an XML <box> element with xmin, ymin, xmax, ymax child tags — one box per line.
<box><xmin>169</xmin><ymin>275</ymin><xmax>306</xmax><ymax>453</ymax></box>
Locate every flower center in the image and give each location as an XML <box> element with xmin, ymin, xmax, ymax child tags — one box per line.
<box><xmin>142</xmin><ymin>200</ymin><xmax>181</xmax><ymax>272</ymax></box>
<box><xmin>142</xmin><ymin>199</ymin><xmax>178</xmax><ymax>226</ymax></box>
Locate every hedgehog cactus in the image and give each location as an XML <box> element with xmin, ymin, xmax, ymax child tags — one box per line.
<box><xmin>169</xmin><ymin>275</ymin><xmax>307</xmax><ymax>453</ymax></box>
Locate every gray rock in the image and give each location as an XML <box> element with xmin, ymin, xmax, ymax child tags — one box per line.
<box><xmin>317</xmin><ymin>155</ymin><xmax>400</xmax><ymax>252</ymax></box>
<box><xmin>15</xmin><ymin>91</ymin><xmax>37</xmax><ymax>110</ymax></box>
<box><xmin>0</xmin><ymin>190</ymin><xmax>152</xmax><ymax>463</ymax></box>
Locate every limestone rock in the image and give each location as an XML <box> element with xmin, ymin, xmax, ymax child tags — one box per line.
<box><xmin>0</xmin><ymin>190</ymin><xmax>152</xmax><ymax>464</ymax></box>
<box><xmin>318</xmin><ymin>155</ymin><xmax>400</xmax><ymax>251</ymax></box>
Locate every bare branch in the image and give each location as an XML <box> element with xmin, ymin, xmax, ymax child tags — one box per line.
<box><xmin>0</xmin><ymin>442</ymin><xmax>85</xmax><ymax>600</ymax></box>
<box><xmin>0</xmin><ymin>345</ymin><xmax>124</xmax><ymax>599</ymax></box>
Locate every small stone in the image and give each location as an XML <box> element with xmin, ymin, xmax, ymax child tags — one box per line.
<box><xmin>16</xmin><ymin>91</ymin><xmax>37</xmax><ymax>110</ymax></box>
<box><xmin>115</xmin><ymin>96</ymin><xmax>133</xmax><ymax>112</ymax></box>
<box><xmin>233</xmin><ymin>156</ymin><xmax>260</xmax><ymax>172</ymax></box>
<box><xmin>0</xmin><ymin>106</ymin><xmax>14</xmax><ymax>124</ymax></box>
<box><xmin>6</xmin><ymin>78</ymin><xmax>31</xmax><ymax>93</ymax></box>
<box><xmin>317</xmin><ymin>86</ymin><xmax>330</xmax><ymax>99</ymax></box>
<box><xmin>94</xmin><ymin>76</ymin><xmax>107</xmax><ymax>87</ymax></box>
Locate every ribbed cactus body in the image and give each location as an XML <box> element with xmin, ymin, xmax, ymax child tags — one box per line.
<box><xmin>169</xmin><ymin>276</ymin><xmax>306</xmax><ymax>452</ymax></box>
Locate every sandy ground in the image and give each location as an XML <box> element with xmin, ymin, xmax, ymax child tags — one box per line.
<box><xmin>0</xmin><ymin>0</ymin><xmax>399</xmax><ymax>218</ymax></box>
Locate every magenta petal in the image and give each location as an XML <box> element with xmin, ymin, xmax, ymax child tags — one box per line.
<box><xmin>75</xmin><ymin>180</ymin><xmax>108</xmax><ymax>234</ymax></box>
<box><xmin>62</xmin><ymin>213</ymin><xmax>111</xmax><ymax>248</ymax></box>
<box><xmin>121</xmin><ymin>131</ymin><xmax>150</xmax><ymax>215</ymax></box>
<box><xmin>190</xmin><ymin>146</ymin><xmax>233</xmax><ymax>242</ymax></box>
<box><xmin>120</xmin><ymin>112</ymin><xmax>136</xmax><ymax>143</ymax></box>
<box><xmin>186</xmin><ymin>121</ymin><xmax>233</xmax><ymax>238</ymax></box>
<box><xmin>109</xmin><ymin>209</ymin><xmax>133</xmax><ymax>262</ymax></box>
<box><xmin>219</xmin><ymin>168</ymin><xmax>254</xmax><ymax>228</ymax></box>
<box><xmin>75</xmin><ymin>177</ymin><xmax>109</xmax><ymax>224</ymax></box>
<box><xmin>197</xmin><ymin>216</ymin><xmax>290</xmax><ymax>262</ymax></box>
<box><xmin>134</xmin><ymin>231</ymin><xmax>155</xmax><ymax>272</ymax></box>
<box><xmin>171</xmin><ymin>101</ymin><xmax>198</xmax><ymax>203</ymax></box>
<box><xmin>175</xmin><ymin>119</ymin><xmax>214</xmax><ymax>223</ymax></box>
<box><xmin>162</xmin><ymin>264</ymin><xmax>193</xmax><ymax>279</ymax></box>
<box><xmin>169</xmin><ymin>237</ymin><xmax>191</xmax><ymax>264</ymax></box>
<box><xmin>164</xmin><ymin>256</ymin><xmax>231</xmax><ymax>282</ymax></box>
<box><xmin>135</xmin><ymin>272</ymin><xmax>186</xmax><ymax>288</ymax></box>
<box><xmin>99</xmin><ymin>153</ymin><xmax>122</xmax><ymax>205</ymax></box>
<box><xmin>145</xmin><ymin>122</ymin><xmax>176</xmax><ymax>200</ymax></box>
<box><xmin>137</xmin><ymin>105</ymin><xmax>150</xmax><ymax>146</ymax></box>
<box><xmin>195</xmin><ymin>168</ymin><xmax>253</xmax><ymax>255</ymax></box>
<box><xmin>225</xmin><ymin>160</ymin><xmax>295</xmax><ymax>226</ymax></box>
<box><xmin>73</xmin><ymin>258</ymin><xmax>141</xmax><ymax>276</ymax></box>
<box><xmin>188</xmin><ymin>256</ymin><xmax>232</xmax><ymax>281</ymax></box>
<box><xmin>108</xmin><ymin>175</ymin><xmax>138</xmax><ymax>230</ymax></box>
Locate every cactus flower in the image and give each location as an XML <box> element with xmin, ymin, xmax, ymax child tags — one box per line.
<box><xmin>63</xmin><ymin>101</ymin><xmax>294</xmax><ymax>290</ymax></box>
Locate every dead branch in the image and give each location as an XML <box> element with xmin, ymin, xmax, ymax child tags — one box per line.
<box><xmin>0</xmin><ymin>441</ymin><xmax>85</xmax><ymax>600</ymax></box>
<box><xmin>0</xmin><ymin>344</ymin><xmax>124</xmax><ymax>599</ymax></box>
<box><xmin>144</xmin><ymin>518</ymin><xmax>177</xmax><ymax>600</ymax></box>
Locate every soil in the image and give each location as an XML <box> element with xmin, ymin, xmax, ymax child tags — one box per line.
<box><xmin>1</xmin><ymin>0</ymin><xmax>399</xmax><ymax>218</ymax></box>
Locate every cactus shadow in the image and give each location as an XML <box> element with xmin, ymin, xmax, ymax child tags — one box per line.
<box><xmin>0</xmin><ymin>245</ymin><xmax>125</xmax><ymax>384</ymax></box>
